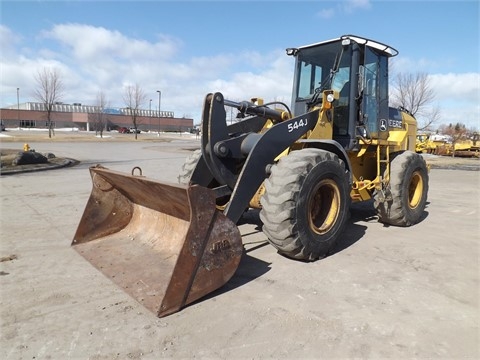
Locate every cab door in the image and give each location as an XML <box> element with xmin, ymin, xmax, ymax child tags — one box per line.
<box><xmin>361</xmin><ymin>47</ymin><xmax>389</xmax><ymax>140</ymax></box>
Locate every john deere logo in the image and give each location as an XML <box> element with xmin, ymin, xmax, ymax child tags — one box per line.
<box><xmin>380</xmin><ymin>119</ymin><xmax>387</xmax><ymax>131</ymax></box>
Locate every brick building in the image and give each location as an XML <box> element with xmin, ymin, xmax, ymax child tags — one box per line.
<box><xmin>0</xmin><ymin>102</ymin><xmax>193</xmax><ymax>132</ymax></box>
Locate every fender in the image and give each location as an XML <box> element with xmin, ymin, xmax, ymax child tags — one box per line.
<box><xmin>298</xmin><ymin>139</ymin><xmax>353</xmax><ymax>185</ymax></box>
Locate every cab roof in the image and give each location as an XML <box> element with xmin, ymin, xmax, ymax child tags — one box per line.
<box><xmin>295</xmin><ymin>34</ymin><xmax>399</xmax><ymax>57</ymax></box>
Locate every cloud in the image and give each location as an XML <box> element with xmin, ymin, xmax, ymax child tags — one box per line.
<box><xmin>390</xmin><ymin>57</ymin><xmax>479</xmax><ymax>128</ymax></box>
<box><xmin>42</xmin><ymin>23</ymin><xmax>180</xmax><ymax>62</ymax></box>
<box><xmin>0</xmin><ymin>24</ymin><xmax>297</xmax><ymax>123</ymax></box>
<box><xmin>317</xmin><ymin>0</ymin><xmax>371</xmax><ymax>18</ymax></box>
<box><xmin>1</xmin><ymin>22</ymin><xmax>477</xmax><ymax>129</ymax></box>
<box><xmin>0</xmin><ymin>25</ymin><xmax>21</xmax><ymax>57</ymax></box>
<box><xmin>429</xmin><ymin>73</ymin><xmax>480</xmax><ymax>103</ymax></box>
<box><xmin>440</xmin><ymin>105</ymin><xmax>480</xmax><ymax>130</ymax></box>
<box><xmin>429</xmin><ymin>73</ymin><xmax>480</xmax><ymax>128</ymax></box>
<box><xmin>208</xmin><ymin>53</ymin><xmax>292</xmax><ymax>103</ymax></box>
<box><xmin>345</xmin><ymin>0</ymin><xmax>372</xmax><ymax>11</ymax></box>
<box><xmin>391</xmin><ymin>56</ymin><xmax>445</xmax><ymax>74</ymax></box>
<box><xmin>316</xmin><ymin>8</ymin><xmax>335</xmax><ymax>19</ymax></box>
<box><xmin>403</xmin><ymin>72</ymin><xmax>480</xmax><ymax>129</ymax></box>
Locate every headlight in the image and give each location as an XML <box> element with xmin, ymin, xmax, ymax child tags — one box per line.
<box><xmin>326</xmin><ymin>93</ymin><xmax>335</xmax><ymax>103</ymax></box>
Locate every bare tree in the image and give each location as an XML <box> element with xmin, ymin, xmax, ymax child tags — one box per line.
<box><xmin>390</xmin><ymin>72</ymin><xmax>439</xmax><ymax>130</ymax></box>
<box><xmin>439</xmin><ymin>122</ymin><xmax>467</xmax><ymax>157</ymax></box>
<box><xmin>34</xmin><ymin>67</ymin><xmax>64</xmax><ymax>138</ymax></box>
<box><xmin>472</xmin><ymin>131</ymin><xmax>479</xmax><ymax>148</ymax></box>
<box><xmin>92</xmin><ymin>91</ymin><xmax>109</xmax><ymax>138</ymax></box>
<box><xmin>123</xmin><ymin>84</ymin><xmax>146</xmax><ymax>140</ymax></box>
<box><xmin>422</xmin><ymin>105</ymin><xmax>441</xmax><ymax>131</ymax></box>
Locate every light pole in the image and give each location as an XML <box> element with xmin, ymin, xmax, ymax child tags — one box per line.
<box><xmin>149</xmin><ymin>99</ymin><xmax>152</xmax><ymax>131</ymax></box>
<box><xmin>16</xmin><ymin>87</ymin><xmax>20</xmax><ymax>125</ymax></box>
<box><xmin>156</xmin><ymin>90</ymin><xmax>161</xmax><ymax>134</ymax></box>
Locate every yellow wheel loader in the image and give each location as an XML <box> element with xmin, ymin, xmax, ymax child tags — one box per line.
<box><xmin>73</xmin><ymin>35</ymin><xmax>428</xmax><ymax>317</ymax></box>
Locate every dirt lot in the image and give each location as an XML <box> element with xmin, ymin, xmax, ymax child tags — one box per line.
<box><xmin>0</xmin><ymin>130</ymin><xmax>479</xmax><ymax>359</ymax></box>
<box><xmin>2</xmin><ymin>128</ymin><xmax>478</xmax><ymax>171</ymax></box>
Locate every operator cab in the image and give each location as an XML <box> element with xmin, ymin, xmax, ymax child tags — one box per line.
<box><xmin>287</xmin><ymin>35</ymin><xmax>398</xmax><ymax>150</ymax></box>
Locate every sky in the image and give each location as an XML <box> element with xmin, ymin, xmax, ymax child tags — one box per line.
<box><xmin>1</xmin><ymin>0</ymin><xmax>479</xmax><ymax>130</ymax></box>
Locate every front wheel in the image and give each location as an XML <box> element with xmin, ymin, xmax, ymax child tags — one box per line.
<box><xmin>260</xmin><ymin>149</ymin><xmax>350</xmax><ymax>261</ymax></box>
<box><xmin>374</xmin><ymin>151</ymin><xmax>429</xmax><ymax>226</ymax></box>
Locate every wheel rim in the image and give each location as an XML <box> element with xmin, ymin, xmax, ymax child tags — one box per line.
<box><xmin>308</xmin><ymin>179</ymin><xmax>341</xmax><ymax>235</ymax></box>
<box><xmin>408</xmin><ymin>171</ymin><xmax>424</xmax><ymax>209</ymax></box>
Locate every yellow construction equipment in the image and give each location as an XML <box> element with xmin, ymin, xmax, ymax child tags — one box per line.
<box><xmin>416</xmin><ymin>133</ymin><xmax>436</xmax><ymax>154</ymax></box>
<box><xmin>416</xmin><ymin>133</ymin><xmax>479</xmax><ymax>157</ymax></box>
<box><xmin>73</xmin><ymin>35</ymin><xmax>429</xmax><ymax>317</ymax></box>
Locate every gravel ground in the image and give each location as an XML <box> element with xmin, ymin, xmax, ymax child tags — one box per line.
<box><xmin>1</xmin><ymin>128</ymin><xmax>478</xmax><ymax>171</ymax></box>
<box><xmin>0</xmin><ymin>130</ymin><xmax>479</xmax><ymax>359</ymax></box>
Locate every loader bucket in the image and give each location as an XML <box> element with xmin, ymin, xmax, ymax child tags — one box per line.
<box><xmin>72</xmin><ymin>165</ymin><xmax>243</xmax><ymax>317</ymax></box>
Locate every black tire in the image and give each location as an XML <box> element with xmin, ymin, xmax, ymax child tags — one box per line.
<box><xmin>260</xmin><ymin>149</ymin><xmax>350</xmax><ymax>261</ymax></box>
<box><xmin>177</xmin><ymin>150</ymin><xmax>232</xmax><ymax>210</ymax></box>
<box><xmin>178</xmin><ymin>149</ymin><xmax>202</xmax><ymax>184</ymax></box>
<box><xmin>374</xmin><ymin>151</ymin><xmax>428</xmax><ymax>226</ymax></box>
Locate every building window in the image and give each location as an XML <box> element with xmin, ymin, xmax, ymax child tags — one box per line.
<box><xmin>20</xmin><ymin>120</ymin><xmax>36</xmax><ymax>128</ymax></box>
<box><xmin>46</xmin><ymin>121</ymin><xmax>56</xmax><ymax>128</ymax></box>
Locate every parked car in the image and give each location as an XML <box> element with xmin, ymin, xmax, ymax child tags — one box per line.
<box><xmin>118</xmin><ymin>127</ymin><xmax>130</xmax><ymax>133</ymax></box>
<box><xmin>129</xmin><ymin>128</ymin><xmax>141</xmax><ymax>134</ymax></box>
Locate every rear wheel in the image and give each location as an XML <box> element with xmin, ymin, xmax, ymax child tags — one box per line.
<box><xmin>260</xmin><ymin>149</ymin><xmax>350</xmax><ymax>261</ymax></box>
<box><xmin>178</xmin><ymin>149</ymin><xmax>231</xmax><ymax>210</ymax></box>
<box><xmin>178</xmin><ymin>149</ymin><xmax>202</xmax><ymax>184</ymax></box>
<box><xmin>374</xmin><ymin>151</ymin><xmax>428</xmax><ymax>226</ymax></box>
